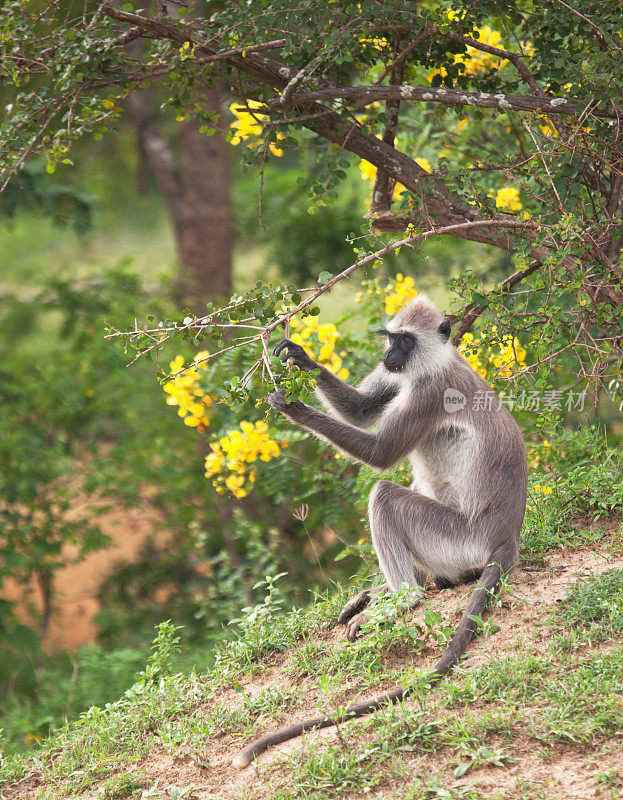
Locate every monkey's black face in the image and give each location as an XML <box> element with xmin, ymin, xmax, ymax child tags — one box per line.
<box><xmin>379</xmin><ymin>330</ymin><xmax>417</xmax><ymax>372</ymax></box>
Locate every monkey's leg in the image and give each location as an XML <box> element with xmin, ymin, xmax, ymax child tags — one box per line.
<box><xmin>369</xmin><ymin>480</ymin><xmax>484</xmax><ymax>593</ymax></box>
<box><xmin>435</xmin><ymin>568</ymin><xmax>485</xmax><ymax>589</ymax></box>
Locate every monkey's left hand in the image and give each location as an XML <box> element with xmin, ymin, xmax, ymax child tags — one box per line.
<box><xmin>268</xmin><ymin>390</ymin><xmax>307</xmax><ymax>418</ymax></box>
<box><xmin>272</xmin><ymin>338</ymin><xmax>319</xmax><ymax>373</ymax></box>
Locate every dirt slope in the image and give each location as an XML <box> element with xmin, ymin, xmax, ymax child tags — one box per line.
<box><xmin>155</xmin><ymin>546</ymin><xmax>623</xmax><ymax>800</ymax></box>
<box><xmin>6</xmin><ymin>535</ymin><xmax>623</xmax><ymax>800</ymax></box>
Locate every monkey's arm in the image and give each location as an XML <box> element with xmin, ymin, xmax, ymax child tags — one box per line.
<box><xmin>268</xmin><ymin>390</ymin><xmax>427</xmax><ymax>470</ymax></box>
<box><xmin>273</xmin><ymin>339</ymin><xmax>397</xmax><ymax>428</ymax></box>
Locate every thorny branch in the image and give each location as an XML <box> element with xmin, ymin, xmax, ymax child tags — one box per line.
<box><xmin>108</xmin><ymin>218</ymin><xmax>540</xmax><ymax>377</ymax></box>
<box><xmin>96</xmin><ymin>4</ymin><xmax>588</xmax><ymax>258</ymax></box>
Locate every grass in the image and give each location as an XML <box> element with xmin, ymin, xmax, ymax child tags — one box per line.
<box><xmin>2</xmin><ymin>524</ymin><xmax>622</xmax><ymax>800</ymax></box>
<box><xmin>556</xmin><ymin>569</ymin><xmax>623</xmax><ymax>638</ymax></box>
<box><xmin>0</xmin><ymin>430</ymin><xmax>621</xmax><ymax>798</ymax></box>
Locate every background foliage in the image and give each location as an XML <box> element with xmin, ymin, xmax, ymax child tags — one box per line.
<box><xmin>0</xmin><ymin>0</ymin><xmax>621</xmax><ymax>760</ymax></box>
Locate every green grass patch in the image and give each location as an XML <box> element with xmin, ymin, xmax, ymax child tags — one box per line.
<box><xmin>556</xmin><ymin>569</ymin><xmax>623</xmax><ymax>640</ymax></box>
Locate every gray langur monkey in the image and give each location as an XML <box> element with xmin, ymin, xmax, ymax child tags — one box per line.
<box><xmin>232</xmin><ymin>294</ymin><xmax>527</xmax><ymax>769</ymax></box>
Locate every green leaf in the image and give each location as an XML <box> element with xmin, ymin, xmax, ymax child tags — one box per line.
<box><xmin>454</xmin><ymin>761</ymin><xmax>471</xmax><ymax>778</ymax></box>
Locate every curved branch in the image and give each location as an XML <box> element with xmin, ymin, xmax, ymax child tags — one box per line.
<box><xmin>442</xmin><ymin>29</ymin><xmax>543</xmax><ymax>97</ymax></box>
<box><xmin>109</xmin><ymin>219</ymin><xmax>541</xmax><ymax>365</ymax></box>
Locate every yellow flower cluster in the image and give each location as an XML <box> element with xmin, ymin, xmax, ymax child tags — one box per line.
<box><xmin>289</xmin><ymin>316</ymin><xmax>350</xmax><ymax>380</ymax></box>
<box><xmin>204</xmin><ymin>420</ymin><xmax>285</xmax><ymax>498</ymax></box>
<box><xmin>384</xmin><ymin>273</ymin><xmax>418</xmax><ymax>315</ymax></box>
<box><xmin>163</xmin><ymin>353</ymin><xmax>212</xmax><ymax>431</ymax></box>
<box><xmin>429</xmin><ymin>23</ymin><xmax>508</xmax><ymax>81</ymax></box>
<box><xmin>459</xmin><ymin>331</ymin><xmax>527</xmax><ymax>379</ymax></box>
<box><xmin>494</xmin><ymin>185</ymin><xmax>523</xmax><ymax>211</ymax></box>
<box><xmin>360</xmin><ymin>155</ymin><xmax>431</xmax><ymax>201</ymax></box>
<box><xmin>533</xmin><ymin>484</ymin><xmax>553</xmax><ymax>495</ymax></box>
<box><xmin>459</xmin><ymin>26</ymin><xmax>508</xmax><ymax>75</ymax></box>
<box><xmin>356</xmin><ymin>273</ymin><xmax>418</xmax><ymax>316</ymax></box>
<box><xmin>359</xmin><ymin>35</ymin><xmax>388</xmax><ymax>50</ymax></box>
<box><xmin>229</xmin><ymin>100</ymin><xmax>284</xmax><ymax>156</ymax></box>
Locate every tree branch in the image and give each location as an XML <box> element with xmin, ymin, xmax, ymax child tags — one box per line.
<box><xmin>101</xmin><ymin>6</ymin><xmax>520</xmax><ymax>251</ymax></box>
<box><xmin>109</xmin><ymin>218</ymin><xmax>541</xmax><ymax>364</ymax></box>
<box><xmin>448</xmin><ymin>259</ymin><xmax>544</xmax><ymax>344</ymax></box>
<box><xmin>271</xmin><ymin>85</ymin><xmax>613</xmax><ymax>119</ymax></box>
<box><xmin>370</xmin><ymin>35</ymin><xmax>408</xmax><ymax>213</ymax></box>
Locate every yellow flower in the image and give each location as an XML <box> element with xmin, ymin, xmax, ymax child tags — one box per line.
<box><xmin>359</xmin><ymin>35</ymin><xmax>388</xmax><ymax>50</ymax></box>
<box><xmin>225</xmin><ymin>473</ymin><xmax>247</xmax><ymax>498</ymax></box>
<box><xmin>538</xmin><ymin>118</ymin><xmax>559</xmax><ymax>138</ymax></box>
<box><xmin>205</xmin><ymin>419</ymin><xmax>282</xmax><ymax>497</ymax></box>
<box><xmin>495</xmin><ymin>186</ymin><xmax>523</xmax><ymax>212</ymax></box>
<box><xmin>459</xmin><ymin>334</ymin><xmax>527</xmax><ymax>380</ymax></box>
<box><xmin>163</xmin><ymin>354</ymin><xmax>212</xmax><ymax>430</ymax></box>
<box><xmin>355</xmin><ymin>274</ymin><xmax>418</xmax><ymax>317</ymax></box>
<box><xmin>489</xmin><ymin>336</ymin><xmax>527</xmax><ymax>376</ymax></box>
<box><xmin>229</xmin><ymin>100</ymin><xmax>284</xmax><ymax>156</ymax></box>
<box><xmin>429</xmin><ymin>24</ymin><xmax>508</xmax><ymax>82</ymax></box>
<box><xmin>384</xmin><ymin>273</ymin><xmax>417</xmax><ymax>315</ymax></box>
<box><xmin>289</xmin><ymin>317</ymin><xmax>348</xmax><ymax>378</ymax></box>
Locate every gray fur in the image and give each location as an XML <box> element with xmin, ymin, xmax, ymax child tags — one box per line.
<box><xmin>233</xmin><ymin>295</ymin><xmax>527</xmax><ymax>769</ymax></box>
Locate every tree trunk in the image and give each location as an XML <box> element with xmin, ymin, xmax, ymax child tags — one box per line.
<box><xmin>125</xmin><ymin>71</ymin><xmax>233</xmax><ymax>308</ymax></box>
<box><xmin>177</xmin><ymin>90</ymin><xmax>233</xmax><ymax>307</ymax></box>
<box><xmin>36</xmin><ymin>569</ymin><xmax>53</xmax><ymax>641</ymax></box>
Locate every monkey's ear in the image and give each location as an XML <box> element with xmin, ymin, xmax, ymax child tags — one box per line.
<box><xmin>438</xmin><ymin>318</ymin><xmax>451</xmax><ymax>341</ymax></box>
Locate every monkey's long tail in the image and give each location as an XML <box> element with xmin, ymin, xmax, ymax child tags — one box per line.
<box><xmin>232</xmin><ymin>560</ymin><xmax>504</xmax><ymax>769</ymax></box>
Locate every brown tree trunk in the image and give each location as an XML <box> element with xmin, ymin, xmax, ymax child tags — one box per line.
<box><xmin>36</xmin><ymin>569</ymin><xmax>53</xmax><ymax>641</ymax></box>
<box><xmin>125</xmin><ymin>68</ymin><xmax>233</xmax><ymax>308</ymax></box>
<box><xmin>177</xmin><ymin>90</ymin><xmax>233</xmax><ymax>307</ymax></box>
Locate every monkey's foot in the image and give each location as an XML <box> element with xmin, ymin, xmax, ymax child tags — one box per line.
<box><xmin>337</xmin><ymin>584</ymin><xmax>388</xmax><ymax>626</ymax></box>
<box><xmin>344</xmin><ymin>611</ymin><xmax>369</xmax><ymax>641</ymax></box>
<box><xmin>337</xmin><ymin>590</ymin><xmax>372</xmax><ymax>625</ymax></box>
<box><xmin>342</xmin><ymin>590</ymin><xmax>422</xmax><ymax>642</ymax></box>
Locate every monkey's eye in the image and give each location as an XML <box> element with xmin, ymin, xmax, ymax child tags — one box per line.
<box><xmin>402</xmin><ymin>333</ymin><xmax>415</xmax><ymax>347</ymax></box>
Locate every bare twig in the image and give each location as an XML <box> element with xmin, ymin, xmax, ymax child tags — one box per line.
<box><xmin>449</xmin><ymin>259</ymin><xmax>544</xmax><ymax>344</ymax></box>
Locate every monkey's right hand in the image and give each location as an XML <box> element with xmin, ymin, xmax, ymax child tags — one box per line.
<box><xmin>268</xmin><ymin>390</ymin><xmax>307</xmax><ymax>419</ymax></box>
<box><xmin>272</xmin><ymin>338</ymin><xmax>319</xmax><ymax>373</ymax></box>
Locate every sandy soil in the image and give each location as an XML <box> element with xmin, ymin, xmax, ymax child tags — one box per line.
<box><xmin>1</xmin><ymin>493</ymin><xmax>168</xmax><ymax>651</ymax></box>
